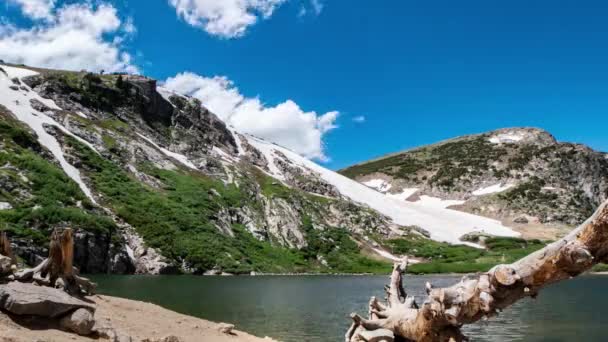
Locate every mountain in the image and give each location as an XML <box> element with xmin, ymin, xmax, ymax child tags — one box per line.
<box><xmin>340</xmin><ymin>128</ymin><xmax>608</xmax><ymax>240</ymax></box>
<box><xmin>0</xmin><ymin>63</ymin><xmax>524</xmax><ymax>275</ymax></box>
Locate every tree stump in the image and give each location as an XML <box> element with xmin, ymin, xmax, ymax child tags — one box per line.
<box><xmin>13</xmin><ymin>228</ymin><xmax>96</xmax><ymax>295</ymax></box>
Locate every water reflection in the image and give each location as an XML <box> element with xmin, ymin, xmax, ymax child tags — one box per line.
<box><xmin>91</xmin><ymin>274</ymin><xmax>608</xmax><ymax>341</ymax></box>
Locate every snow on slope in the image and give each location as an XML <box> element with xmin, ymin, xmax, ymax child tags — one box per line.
<box><xmin>363</xmin><ymin>179</ymin><xmax>392</xmax><ymax>192</ymax></box>
<box><xmin>136</xmin><ymin>133</ymin><xmax>198</xmax><ymax>169</ymax></box>
<box><xmin>244</xmin><ymin>135</ymin><xmax>520</xmax><ymax>244</ymax></box>
<box><xmin>472</xmin><ymin>183</ymin><xmax>515</xmax><ymax>196</ymax></box>
<box><xmin>0</xmin><ymin>65</ymin><xmax>97</xmax><ymax>203</ymax></box>
<box><xmin>387</xmin><ymin>188</ymin><xmax>419</xmax><ymax>201</ymax></box>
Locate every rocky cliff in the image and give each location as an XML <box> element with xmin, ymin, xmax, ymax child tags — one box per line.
<box><xmin>0</xmin><ymin>64</ymin><xmax>404</xmax><ymax>275</ymax></box>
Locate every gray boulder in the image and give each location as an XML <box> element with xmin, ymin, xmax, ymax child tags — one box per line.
<box><xmin>0</xmin><ymin>282</ymin><xmax>95</xmax><ymax>317</ymax></box>
<box><xmin>60</xmin><ymin>307</ymin><xmax>95</xmax><ymax>335</ymax></box>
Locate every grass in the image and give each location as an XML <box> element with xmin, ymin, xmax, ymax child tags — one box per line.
<box><xmin>339</xmin><ymin>135</ymin><xmax>508</xmax><ymax>190</ymax></box>
<box><xmin>65</xmin><ymin>135</ymin><xmax>391</xmax><ymax>274</ymax></box>
<box><xmin>386</xmin><ymin>235</ymin><xmax>546</xmax><ymax>274</ymax></box>
<box><xmin>0</xmin><ymin>114</ymin><xmax>118</xmax><ymax>245</ymax></box>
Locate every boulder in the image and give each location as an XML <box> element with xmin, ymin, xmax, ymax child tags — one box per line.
<box><xmin>0</xmin><ymin>282</ymin><xmax>95</xmax><ymax>317</ymax></box>
<box><xmin>60</xmin><ymin>308</ymin><xmax>95</xmax><ymax>335</ymax></box>
<box><xmin>514</xmin><ymin>215</ymin><xmax>529</xmax><ymax>224</ymax></box>
<box><xmin>218</xmin><ymin>323</ymin><xmax>235</xmax><ymax>335</ymax></box>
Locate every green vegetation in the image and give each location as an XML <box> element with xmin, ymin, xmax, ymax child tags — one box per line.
<box><xmin>386</xmin><ymin>235</ymin><xmax>546</xmax><ymax>274</ymax></box>
<box><xmin>65</xmin><ymin>135</ymin><xmax>390</xmax><ymax>274</ymax></box>
<box><xmin>340</xmin><ymin>136</ymin><xmax>508</xmax><ymax>190</ymax></box>
<box><xmin>0</xmin><ymin>114</ymin><xmax>118</xmax><ymax>245</ymax></box>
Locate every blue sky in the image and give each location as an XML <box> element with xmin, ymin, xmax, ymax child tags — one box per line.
<box><xmin>2</xmin><ymin>0</ymin><xmax>608</xmax><ymax>169</ymax></box>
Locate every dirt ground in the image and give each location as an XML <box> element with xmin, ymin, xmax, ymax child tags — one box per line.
<box><xmin>0</xmin><ymin>295</ymin><xmax>276</xmax><ymax>342</ymax></box>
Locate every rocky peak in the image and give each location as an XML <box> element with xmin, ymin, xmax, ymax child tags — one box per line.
<box><xmin>485</xmin><ymin>127</ymin><xmax>557</xmax><ymax>146</ymax></box>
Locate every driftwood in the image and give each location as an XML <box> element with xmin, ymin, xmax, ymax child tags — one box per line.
<box><xmin>0</xmin><ymin>231</ymin><xmax>13</xmax><ymax>261</ymax></box>
<box><xmin>347</xmin><ymin>200</ymin><xmax>608</xmax><ymax>342</ymax></box>
<box><xmin>13</xmin><ymin>228</ymin><xmax>96</xmax><ymax>295</ymax></box>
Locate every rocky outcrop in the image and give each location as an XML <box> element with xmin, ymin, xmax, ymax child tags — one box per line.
<box><xmin>273</xmin><ymin>151</ymin><xmax>340</xmax><ymax>198</ymax></box>
<box><xmin>263</xmin><ymin>197</ymin><xmax>307</xmax><ymax>248</ymax></box>
<box><xmin>0</xmin><ymin>282</ymin><xmax>94</xmax><ymax>318</ymax></box>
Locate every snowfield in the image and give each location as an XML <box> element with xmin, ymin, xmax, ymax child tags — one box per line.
<box><xmin>472</xmin><ymin>183</ymin><xmax>515</xmax><ymax>196</ymax></box>
<box><xmin>0</xmin><ymin>64</ymin><xmax>521</xmax><ymax>246</ymax></box>
<box><xmin>136</xmin><ymin>133</ymin><xmax>198</xmax><ymax>169</ymax></box>
<box><xmin>0</xmin><ymin>65</ymin><xmax>97</xmax><ymax>203</ymax></box>
<box><xmin>240</xmin><ymin>135</ymin><xmax>520</xmax><ymax>244</ymax></box>
<box><xmin>387</xmin><ymin>188</ymin><xmax>419</xmax><ymax>201</ymax></box>
<box><xmin>363</xmin><ymin>179</ymin><xmax>392</xmax><ymax>192</ymax></box>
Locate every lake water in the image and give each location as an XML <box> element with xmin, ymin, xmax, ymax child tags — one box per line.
<box><xmin>91</xmin><ymin>274</ymin><xmax>608</xmax><ymax>341</ymax></box>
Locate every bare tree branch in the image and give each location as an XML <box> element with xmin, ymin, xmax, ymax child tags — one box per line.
<box><xmin>347</xmin><ymin>200</ymin><xmax>608</xmax><ymax>342</ymax></box>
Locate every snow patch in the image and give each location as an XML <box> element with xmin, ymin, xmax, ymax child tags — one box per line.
<box><xmin>240</xmin><ymin>134</ymin><xmax>520</xmax><ymax>244</ymax></box>
<box><xmin>387</xmin><ymin>188</ymin><xmax>419</xmax><ymax>201</ymax></box>
<box><xmin>372</xmin><ymin>248</ymin><xmax>403</xmax><ymax>262</ymax></box>
<box><xmin>0</xmin><ymin>65</ymin><xmax>97</xmax><ymax>203</ymax></box>
<box><xmin>363</xmin><ymin>179</ymin><xmax>392</xmax><ymax>192</ymax></box>
<box><xmin>125</xmin><ymin>244</ymin><xmax>135</xmax><ymax>262</ymax></box>
<box><xmin>0</xmin><ymin>202</ymin><xmax>12</xmax><ymax>210</ymax></box>
<box><xmin>75</xmin><ymin>111</ymin><xmax>87</xmax><ymax>119</ymax></box>
<box><xmin>136</xmin><ymin>133</ymin><xmax>198</xmax><ymax>170</ymax></box>
<box><xmin>157</xmin><ymin>86</ymin><xmax>177</xmax><ymax>107</ymax></box>
<box><xmin>212</xmin><ymin>146</ymin><xmax>237</xmax><ymax>162</ymax></box>
<box><xmin>244</xmin><ymin>136</ymin><xmax>287</xmax><ymax>181</ymax></box>
<box><xmin>472</xmin><ymin>183</ymin><xmax>515</xmax><ymax>196</ymax></box>
<box><xmin>489</xmin><ymin>133</ymin><xmax>524</xmax><ymax>144</ymax></box>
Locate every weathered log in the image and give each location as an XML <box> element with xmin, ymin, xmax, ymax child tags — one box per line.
<box><xmin>0</xmin><ymin>231</ymin><xmax>14</xmax><ymax>261</ymax></box>
<box><xmin>347</xmin><ymin>200</ymin><xmax>608</xmax><ymax>342</ymax></box>
<box><xmin>13</xmin><ymin>228</ymin><xmax>96</xmax><ymax>295</ymax></box>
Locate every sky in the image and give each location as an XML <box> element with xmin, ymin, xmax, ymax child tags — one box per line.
<box><xmin>1</xmin><ymin>0</ymin><xmax>607</xmax><ymax>170</ymax></box>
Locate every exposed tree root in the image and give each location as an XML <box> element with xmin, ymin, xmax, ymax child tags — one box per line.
<box><xmin>0</xmin><ymin>231</ymin><xmax>14</xmax><ymax>261</ymax></box>
<box><xmin>347</xmin><ymin>200</ymin><xmax>608</xmax><ymax>342</ymax></box>
<box><xmin>12</xmin><ymin>228</ymin><xmax>96</xmax><ymax>295</ymax></box>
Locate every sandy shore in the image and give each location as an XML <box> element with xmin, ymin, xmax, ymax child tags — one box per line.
<box><xmin>0</xmin><ymin>295</ymin><xmax>276</xmax><ymax>342</ymax></box>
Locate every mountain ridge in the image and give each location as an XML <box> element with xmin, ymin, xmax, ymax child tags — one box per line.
<box><xmin>339</xmin><ymin>127</ymin><xmax>608</xmax><ymax>239</ymax></box>
<box><xmin>0</xmin><ymin>63</ymin><xmax>564</xmax><ymax>276</ymax></box>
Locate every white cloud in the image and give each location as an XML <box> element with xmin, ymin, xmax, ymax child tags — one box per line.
<box><xmin>352</xmin><ymin>115</ymin><xmax>366</xmax><ymax>123</ymax></box>
<box><xmin>298</xmin><ymin>0</ymin><xmax>324</xmax><ymax>18</ymax></box>
<box><xmin>310</xmin><ymin>0</ymin><xmax>324</xmax><ymax>15</ymax></box>
<box><xmin>8</xmin><ymin>0</ymin><xmax>56</xmax><ymax>20</ymax></box>
<box><xmin>0</xmin><ymin>3</ymin><xmax>137</xmax><ymax>73</ymax></box>
<box><xmin>168</xmin><ymin>0</ymin><xmax>286</xmax><ymax>38</ymax></box>
<box><xmin>164</xmin><ymin>72</ymin><xmax>339</xmax><ymax>161</ymax></box>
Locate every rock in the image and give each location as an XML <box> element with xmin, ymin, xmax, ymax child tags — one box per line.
<box><xmin>59</xmin><ymin>308</ymin><xmax>95</xmax><ymax>335</ymax></box>
<box><xmin>142</xmin><ymin>336</ymin><xmax>181</xmax><ymax>342</ymax></box>
<box><xmin>93</xmin><ymin>323</ymin><xmax>132</xmax><ymax>342</ymax></box>
<box><xmin>218</xmin><ymin>323</ymin><xmax>235</xmax><ymax>335</ymax></box>
<box><xmin>0</xmin><ymin>202</ymin><xmax>12</xmax><ymax>210</ymax></box>
<box><xmin>30</xmin><ymin>99</ymin><xmax>52</xmax><ymax>112</ymax></box>
<box><xmin>514</xmin><ymin>216</ymin><xmax>529</xmax><ymax>224</ymax></box>
<box><xmin>0</xmin><ymin>282</ymin><xmax>95</xmax><ymax>317</ymax></box>
<box><xmin>159</xmin><ymin>336</ymin><xmax>182</xmax><ymax>342</ymax></box>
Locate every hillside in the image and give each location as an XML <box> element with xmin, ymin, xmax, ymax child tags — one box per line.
<box><xmin>340</xmin><ymin>128</ymin><xmax>608</xmax><ymax>239</ymax></box>
<box><xmin>0</xmin><ymin>63</ymin><xmax>527</xmax><ymax>275</ymax></box>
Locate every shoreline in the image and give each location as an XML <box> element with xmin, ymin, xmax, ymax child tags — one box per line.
<box><xmin>0</xmin><ymin>294</ymin><xmax>276</xmax><ymax>342</ymax></box>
